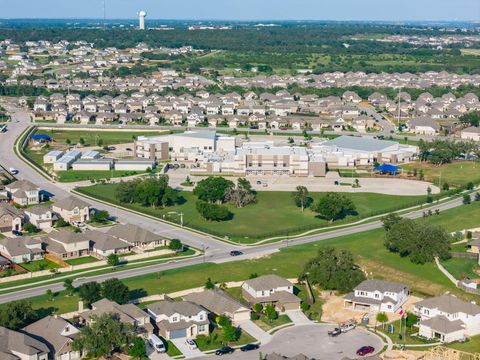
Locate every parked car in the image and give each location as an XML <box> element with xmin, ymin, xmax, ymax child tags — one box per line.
<box><xmin>340</xmin><ymin>322</ymin><xmax>356</xmax><ymax>332</ymax></box>
<box><xmin>256</xmin><ymin>181</ymin><xmax>262</xmax><ymax>185</ymax></box>
<box><xmin>148</xmin><ymin>334</ymin><xmax>166</xmax><ymax>353</ymax></box>
<box><xmin>107</xmin><ymin>146</ymin><xmax>116</xmax><ymax>151</ymax></box>
<box><xmin>126</xmin><ymin>148</ymin><xmax>133</xmax><ymax>151</ymax></box>
<box><xmin>215</xmin><ymin>346</ymin><xmax>234</xmax><ymax>356</ymax></box>
<box><xmin>12</xmin><ymin>230</ymin><xmax>22</xmax><ymax>237</ymax></box>
<box><xmin>9</xmin><ymin>168</ymin><xmax>18</xmax><ymax>175</ymax></box>
<box><xmin>328</xmin><ymin>328</ymin><xmax>342</xmax><ymax>337</ymax></box>
<box><xmin>185</xmin><ymin>338</ymin><xmax>197</xmax><ymax>350</ymax></box>
<box><xmin>356</xmin><ymin>346</ymin><xmax>375</xmax><ymax>356</ymax></box>
<box><xmin>230</xmin><ymin>250</ymin><xmax>243</xmax><ymax>256</ymax></box>
<box><xmin>240</xmin><ymin>343</ymin><xmax>259</xmax><ymax>352</ymax></box>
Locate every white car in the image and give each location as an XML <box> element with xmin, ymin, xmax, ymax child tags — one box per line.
<box><xmin>185</xmin><ymin>338</ymin><xmax>197</xmax><ymax>350</ymax></box>
<box><xmin>9</xmin><ymin>168</ymin><xmax>18</xmax><ymax>175</ymax></box>
<box><xmin>148</xmin><ymin>334</ymin><xmax>166</xmax><ymax>353</ymax></box>
<box><xmin>340</xmin><ymin>322</ymin><xmax>356</xmax><ymax>332</ymax></box>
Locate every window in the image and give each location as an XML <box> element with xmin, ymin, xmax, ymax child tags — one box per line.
<box><xmin>198</xmin><ymin>324</ymin><xmax>205</xmax><ymax>332</ymax></box>
<box><xmin>172</xmin><ymin>316</ymin><xmax>178</xmax><ymax>322</ymax></box>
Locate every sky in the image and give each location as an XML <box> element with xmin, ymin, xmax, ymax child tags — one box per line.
<box><xmin>0</xmin><ymin>0</ymin><xmax>479</xmax><ymax>21</ymax></box>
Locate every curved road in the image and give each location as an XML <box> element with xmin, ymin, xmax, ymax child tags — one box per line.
<box><xmin>0</xmin><ymin>104</ymin><xmax>472</xmax><ymax>304</ymax></box>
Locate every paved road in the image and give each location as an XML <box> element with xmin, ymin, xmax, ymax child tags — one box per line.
<box><xmin>191</xmin><ymin>324</ymin><xmax>384</xmax><ymax>360</ymax></box>
<box><xmin>0</xmin><ymin>105</ymin><xmax>472</xmax><ymax>304</ymax></box>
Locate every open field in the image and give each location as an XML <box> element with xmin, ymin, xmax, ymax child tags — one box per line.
<box><xmin>56</xmin><ymin>170</ymin><xmax>143</xmax><ymax>183</ymax></box>
<box><xmin>77</xmin><ymin>184</ymin><xmax>426</xmax><ymax>242</ymax></box>
<box><xmin>15</xmin><ymin>201</ymin><xmax>480</xmax><ymax>318</ymax></box>
<box><xmin>401</xmin><ymin>161</ymin><xmax>480</xmax><ymax>188</ymax></box>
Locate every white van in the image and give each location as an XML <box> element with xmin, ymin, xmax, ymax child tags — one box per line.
<box><xmin>148</xmin><ymin>334</ymin><xmax>166</xmax><ymax>353</ymax></box>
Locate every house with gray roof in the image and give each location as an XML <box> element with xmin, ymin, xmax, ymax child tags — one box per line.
<box><xmin>23</xmin><ymin>316</ymin><xmax>81</xmax><ymax>360</ymax></box>
<box><xmin>44</xmin><ymin>230</ymin><xmax>91</xmax><ymax>260</ymax></box>
<box><xmin>5</xmin><ymin>180</ymin><xmax>41</xmax><ymax>206</ymax></box>
<box><xmin>84</xmin><ymin>229</ymin><xmax>131</xmax><ymax>257</ymax></box>
<box><xmin>409</xmin><ymin>117</ymin><xmax>440</xmax><ymax>136</ymax></box>
<box><xmin>461</xmin><ymin>126</ymin><xmax>480</xmax><ymax>141</ymax></box>
<box><xmin>0</xmin><ymin>203</ymin><xmax>24</xmax><ymax>232</ymax></box>
<box><xmin>183</xmin><ymin>289</ymin><xmax>251</xmax><ymax>323</ymax></box>
<box><xmin>0</xmin><ymin>236</ymin><xmax>43</xmax><ymax>264</ymax></box>
<box><xmin>106</xmin><ymin>223</ymin><xmax>167</xmax><ymax>249</ymax></box>
<box><xmin>344</xmin><ymin>279</ymin><xmax>409</xmax><ymax>313</ymax></box>
<box><xmin>146</xmin><ymin>299</ymin><xmax>209</xmax><ymax>340</ymax></box>
<box><xmin>0</xmin><ymin>326</ymin><xmax>50</xmax><ymax>360</ymax></box>
<box><xmin>414</xmin><ymin>294</ymin><xmax>480</xmax><ymax>342</ymax></box>
<box><xmin>24</xmin><ymin>205</ymin><xmax>54</xmax><ymax>230</ymax></box>
<box><xmin>52</xmin><ymin>196</ymin><xmax>90</xmax><ymax>224</ymax></box>
<box><xmin>242</xmin><ymin>275</ymin><xmax>301</xmax><ymax>311</ymax></box>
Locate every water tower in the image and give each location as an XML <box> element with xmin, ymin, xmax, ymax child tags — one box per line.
<box><xmin>138</xmin><ymin>10</ymin><xmax>147</xmax><ymax>30</ymax></box>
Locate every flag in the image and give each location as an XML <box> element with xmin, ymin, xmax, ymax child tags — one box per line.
<box><xmin>398</xmin><ymin>307</ymin><xmax>404</xmax><ymax>316</ymax></box>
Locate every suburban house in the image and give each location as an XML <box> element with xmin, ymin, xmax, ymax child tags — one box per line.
<box><xmin>0</xmin><ymin>203</ymin><xmax>23</xmax><ymax>232</ymax></box>
<box><xmin>183</xmin><ymin>289</ymin><xmax>251</xmax><ymax>323</ymax></box>
<box><xmin>146</xmin><ymin>299</ymin><xmax>210</xmax><ymax>340</ymax></box>
<box><xmin>23</xmin><ymin>316</ymin><xmax>81</xmax><ymax>360</ymax></box>
<box><xmin>461</xmin><ymin>126</ymin><xmax>480</xmax><ymax>141</ymax></box>
<box><xmin>5</xmin><ymin>180</ymin><xmax>41</xmax><ymax>206</ymax></box>
<box><xmin>408</xmin><ymin>117</ymin><xmax>439</xmax><ymax>136</ymax></box>
<box><xmin>24</xmin><ymin>205</ymin><xmax>54</xmax><ymax>230</ymax></box>
<box><xmin>84</xmin><ymin>229</ymin><xmax>131</xmax><ymax>257</ymax></box>
<box><xmin>78</xmin><ymin>298</ymin><xmax>153</xmax><ymax>338</ymax></box>
<box><xmin>241</xmin><ymin>275</ymin><xmax>301</xmax><ymax>311</ymax></box>
<box><xmin>106</xmin><ymin>223</ymin><xmax>168</xmax><ymax>249</ymax></box>
<box><xmin>414</xmin><ymin>295</ymin><xmax>480</xmax><ymax>343</ymax></box>
<box><xmin>44</xmin><ymin>230</ymin><xmax>91</xmax><ymax>260</ymax></box>
<box><xmin>0</xmin><ymin>326</ymin><xmax>50</xmax><ymax>360</ymax></box>
<box><xmin>343</xmin><ymin>279</ymin><xmax>409</xmax><ymax>313</ymax></box>
<box><xmin>52</xmin><ymin>196</ymin><xmax>90</xmax><ymax>224</ymax></box>
<box><xmin>0</xmin><ymin>236</ymin><xmax>44</xmax><ymax>263</ymax></box>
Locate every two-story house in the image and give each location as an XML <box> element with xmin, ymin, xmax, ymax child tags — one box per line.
<box><xmin>146</xmin><ymin>299</ymin><xmax>210</xmax><ymax>340</ymax></box>
<box><xmin>414</xmin><ymin>294</ymin><xmax>480</xmax><ymax>343</ymax></box>
<box><xmin>0</xmin><ymin>236</ymin><xmax>43</xmax><ymax>263</ymax></box>
<box><xmin>52</xmin><ymin>196</ymin><xmax>90</xmax><ymax>224</ymax></box>
<box><xmin>0</xmin><ymin>326</ymin><xmax>50</xmax><ymax>360</ymax></box>
<box><xmin>5</xmin><ymin>180</ymin><xmax>41</xmax><ymax>206</ymax></box>
<box><xmin>241</xmin><ymin>274</ymin><xmax>301</xmax><ymax>311</ymax></box>
<box><xmin>24</xmin><ymin>205</ymin><xmax>54</xmax><ymax>230</ymax></box>
<box><xmin>23</xmin><ymin>316</ymin><xmax>81</xmax><ymax>360</ymax></box>
<box><xmin>0</xmin><ymin>203</ymin><xmax>23</xmax><ymax>232</ymax></box>
<box><xmin>344</xmin><ymin>279</ymin><xmax>409</xmax><ymax>313</ymax></box>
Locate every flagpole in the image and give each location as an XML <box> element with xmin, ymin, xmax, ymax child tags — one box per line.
<box><xmin>399</xmin><ymin>309</ymin><xmax>402</xmax><ymax>342</ymax></box>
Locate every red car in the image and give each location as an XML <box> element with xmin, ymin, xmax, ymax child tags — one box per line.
<box><xmin>356</xmin><ymin>346</ymin><xmax>375</xmax><ymax>356</ymax></box>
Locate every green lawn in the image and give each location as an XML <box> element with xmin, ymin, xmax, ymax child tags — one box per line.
<box><xmin>64</xmin><ymin>256</ymin><xmax>99</xmax><ymax>266</ymax></box>
<box><xmin>296</xmin><ymin>284</ymin><xmax>323</xmax><ymax>321</ymax></box>
<box><xmin>195</xmin><ymin>327</ymin><xmax>256</xmax><ymax>351</ymax></box>
<box><xmin>166</xmin><ymin>341</ymin><xmax>182</xmax><ymax>357</ymax></box>
<box><xmin>401</xmin><ymin>161</ymin><xmax>480</xmax><ymax>187</ymax></box>
<box><xmin>21</xmin><ymin>259</ymin><xmax>60</xmax><ymax>272</ymax></box>
<box><xmin>379</xmin><ymin>319</ymin><xmax>437</xmax><ymax>346</ymax></box>
<box><xmin>37</xmin><ymin>129</ymin><xmax>168</xmax><ymax>146</ymax></box>
<box><xmin>441</xmin><ymin>258</ymin><xmax>479</xmax><ymax>280</ymax></box>
<box><xmin>253</xmin><ymin>314</ymin><xmax>292</xmax><ymax>331</ymax></box>
<box><xmin>447</xmin><ymin>335</ymin><xmax>480</xmax><ymax>353</ymax></box>
<box><xmin>77</xmin><ymin>184</ymin><xmax>426</xmax><ymax>242</ymax></box>
<box><xmin>56</xmin><ymin>170</ymin><xmax>143</xmax><ymax>183</ymax></box>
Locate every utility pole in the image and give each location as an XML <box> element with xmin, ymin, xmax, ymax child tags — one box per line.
<box><xmin>397</xmin><ymin>88</ymin><xmax>401</xmax><ymax>131</ymax></box>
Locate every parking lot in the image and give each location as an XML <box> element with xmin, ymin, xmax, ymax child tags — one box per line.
<box><xmin>190</xmin><ymin>324</ymin><xmax>384</xmax><ymax>360</ymax></box>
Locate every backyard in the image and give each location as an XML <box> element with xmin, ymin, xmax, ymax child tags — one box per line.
<box><xmin>441</xmin><ymin>258</ymin><xmax>479</xmax><ymax>280</ymax></box>
<box><xmin>77</xmin><ymin>184</ymin><xmax>426</xmax><ymax>242</ymax></box>
<box><xmin>64</xmin><ymin>256</ymin><xmax>100</xmax><ymax>266</ymax></box>
<box><xmin>20</xmin><ymin>259</ymin><xmax>60</xmax><ymax>272</ymax></box>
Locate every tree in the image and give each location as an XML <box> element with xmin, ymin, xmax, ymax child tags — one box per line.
<box><xmin>78</xmin><ymin>281</ymin><xmax>102</xmax><ymax>307</ymax></box>
<box><xmin>90</xmin><ymin>210</ymin><xmax>110</xmax><ymax>224</ymax></box>
<box><xmin>79</xmin><ymin>137</ymin><xmax>85</xmax><ymax>146</ymax></box>
<box><xmin>225</xmin><ymin>178</ymin><xmax>256</xmax><ymax>208</ymax></box>
<box><xmin>129</xmin><ymin>336</ymin><xmax>147</xmax><ymax>360</ymax></box>
<box><xmin>292</xmin><ymin>186</ymin><xmax>312</xmax><ymax>212</ymax></box>
<box><xmin>22</xmin><ymin>222</ymin><xmax>39</xmax><ymax>234</ymax></box>
<box><xmin>311</xmin><ymin>192</ymin><xmax>356</xmax><ymax>222</ymax></box>
<box><xmin>193</xmin><ymin>177</ymin><xmax>234</xmax><ymax>204</ymax></box>
<box><xmin>72</xmin><ymin>313</ymin><xmax>134</xmax><ymax>358</ymax></box>
<box><xmin>168</xmin><ymin>239</ymin><xmax>183</xmax><ymax>252</ymax></box>
<box><xmin>55</xmin><ymin>218</ymin><xmax>69</xmax><ymax>228</ymax></box>
<box><xmin>405</xmin><ymin>313</ymin><xmax>418</xmax><ymax>328</ymax></box>
<box><xmin>205</xmin><ymin>277</ymin><xmax>215</xmax><ymax>290</ymax></box>
<box><xmin>196</xmin><ymin>201</ymin><xmax>231</xmax><ymax>221</ymax></box>
<box><xmin>265</xmin><ymin>304</ymin><xmax>278</xmax><ymax>321</ymax></box>
<box><xmin>64</xmin><ymin>278</ymin><xmax>75</xmax><ymax>296</ymax></box>
<box><xmin>384</xmin><ymin>218</ymin><xmax>451</xmax><ymax>264</ymax></box>
<box><xmin>222</xmin><ymin>322</ymin><xmax>239</xmax><ymax>342</ymax></box>
<box><xmin>107</xmin><ymin>254</ymin><xmax>120</xmax><ymax>268</ymax></box>
<box><xmin>46</xmin><ymin>289</ymin><xmax>54</xmax><ymax>302</ymax></box>
<box><xmin>0</xmin><ymin>300</ymin><xmax>37</xmax><ymax>329</ymax></box>
<box><xmin>381</xmin><ymin>213</ymin><xmax>402</xmax><ymax>231</ymax></box>
<box><xmin>65</xmin><ymin>138</ymin><xmax>71</xmax><ymax>145</ymax></box>
<box><xmin>459</xmin><ymin>111</ymin><xmax>480</xmax><ymax>127</ymax></box>
<box><xmin>115</xmin><ymin>176</ymin><xmax>178</xmax><ymax>208</ymax></box>
<box><xmin>376</xmin><ymin>312</ymin><xmax>389</xmax><ymax>330</ymax></box>
<box><xmin>463</xmin><ymin>194</ymin><xmax>472</xmax><ymax>205</ymax></box>
<box><xmin>253</xmin><ymin>303</ymin><xmax>263</xmax><ymax>314</ymax></box>
<box><xmin>96</xmin><ymin>138</ymin><xmax>104</xmax><ymax>147</ymax></box>
<box><xmin>443</xmin><ymin>182</ymin><xmax>450</xmax><ymax>191</ymax></box>
<box><xmin>102</xmin><ymin>278</ymin><xmax>130</xmax><ymax>305</ymax></box>
<box><xmin>300</xmin><ymin>247</ymin><xmax>365</xmax><ymax>293</ymax></box>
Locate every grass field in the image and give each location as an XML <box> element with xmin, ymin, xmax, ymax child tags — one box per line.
<box><xmin>77</xmin><ymin>184</ymin><xmax>425</xmax><ymax>242</ymax></box>
<box><xmin>441</xmin><ymin>258</ymin><xmax>479</xmax><ymax>280</ymax></box>
<box><xmin>56</xmin><ymin>170</ymin><xmax>143</xmax><ymax>183</ymax></box>
<box><xmin>195</xmin><ymin>327</ymin><xmax>256</xmax><ymax>351</ymax></box>
<box><xmin>401</xmin><ymin>161</ymin><xmax>480</xmax><ymax>187</ymax></box>
<box><xmin>447</xmin><ymin>335</ymin><xmax>480</xmax><ymax>353</ymax></box>
<box><xmin>254</xmin><ymin>314</ymin><xmax>292</xmax><ymax>332</ymax></box>
<box><xmin>21</xmin><ymin>259</ymin><xmax>60</xmax><ymax>272</ymax></box>
<box><xmin>64</xmin><ymin>256</ymin><xmax>99</xmax><ymax>266</ymax></box>
<box><xmin>37</xmin><ymin>129</ymin><xmax>168</xmax><ymax>146</ymax></box>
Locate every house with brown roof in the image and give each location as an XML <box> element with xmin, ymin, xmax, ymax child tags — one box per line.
<box><xmin>23</xmin><ymin>316</ymin><xmax>81</xmax><ymax>360</ymax></box>
<box><xmin>242</xmin><ymin>275</ymin><xmax>301</xmax><ymax>311</ymax></box>
<box><xmin>79</xmin><ymin>298</ymin><xmax>153</xmax><ymax>338</ymax></box>
<box><xmin>24</xmin><ymin>205</ymin><xmax>54</xmax><ymax>230</ymax></box>
<box><xmin>414</xmin><ymin>294</ymin><xmax>480</xmax><ymax>342</ymax></box>
<box><xmin>183</xmin><ymin>289</ymin><xmax>251</xmax><ymax>323</ymax></box>
<box><xmin>5</xmin><ymin>180</ymin><xmax>41</xmax><ymax>206</ymax></box>
<box><xmin>146</xmin><ymin>299</ymin><xmax>210</xmax><ymax>340</ymax></box>
<box><xmin>0</xmin><ymin>326</ymin><xmax>50</xmax><ymax>360</ymax></box>
<box><xmin>52</xmin><ymin>196</ymin><xmax>90</xmax><ymax>224</ymax></box>
<box><xmin>0</xmin><ymin>203</ymin><xmax>24</xmax><ymax>232</ymax></box>
<box><xmin>106</xmin><ymin>223</ymin><xmax>168</xmax><ymax>250</ymax></box>
<box><xmin>44</xmin><ymin>230</ymin><xmax>91</xmax><ymax>260</ymax></box>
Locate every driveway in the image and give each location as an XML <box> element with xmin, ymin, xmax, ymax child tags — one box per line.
<box><xmin>190</xmin><ymin>324</ymin><xmax>384</xmax><ymax>360</ymax></box>
<box><xmin>236</xmin><ymin>320</ymin><xmax>272</xmax><ymax>344</ymax></box>
<box><xmin>170</xmin><ymin>337</ymin><xmax>204</xmax><ymax>358</ymax></box>
<box><xmin>284</xmin><ymin>310</ymin><xmax>312</xmax><ymax>326</ymax></box>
